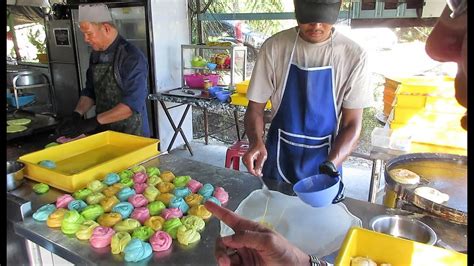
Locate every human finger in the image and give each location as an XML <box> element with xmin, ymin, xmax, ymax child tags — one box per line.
<box><xmin>242</xmin><ymin>151</ymin><xmax>258</xmax><ymax>176</ymax></box>
<box><xmin>253</xmin><ymin>153</ymin><xmax>267</xmax><ymax>177</ymax></box>
<box><xmin>204</xmin><ymin>201</ymin><xmax>265</xmax><ymax>233</ymax></box>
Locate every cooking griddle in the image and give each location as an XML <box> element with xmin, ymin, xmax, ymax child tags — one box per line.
<box><xmin>387</xmin><ymin>153</ymin><xmax>467</xmax><ymax>224</ymax></box>
<box><xmin>7</xmin><ymin>110</ymin><xmax>59</xmax><ymax>141</ymax></box>
<box><xmin>161</xmin><ymin>88</ymin><xmax>215</xmax><ymax>100</ymax></box>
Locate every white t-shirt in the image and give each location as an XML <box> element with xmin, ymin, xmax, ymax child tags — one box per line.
<box><xmin>247</xmin><ymin>27</ymin><xmax>373</xmax><ymax>123</ymax></box>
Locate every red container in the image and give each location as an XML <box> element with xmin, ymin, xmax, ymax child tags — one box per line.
<box><xmin>184</xmin><ymin>74</ymin><xmax>219</xmax><ymax>88</ymax></box>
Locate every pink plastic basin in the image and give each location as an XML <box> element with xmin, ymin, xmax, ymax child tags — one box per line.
<box><xmin>184</xmin><ymin>74</ymin><xmax>219</xmax><ymax>88</ymax></box>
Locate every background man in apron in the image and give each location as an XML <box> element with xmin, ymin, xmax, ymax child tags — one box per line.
<box><xmin>243</xmin><ymin>0</ymin><xmax>372</xmax><ymax>191</ymax></box>
<box><xmin>57</xmin><ymin>4</ymin><xmax>150</xmax><ymax>138</ymax></box>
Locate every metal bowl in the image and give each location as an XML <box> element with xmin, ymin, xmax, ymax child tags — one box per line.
<box><xmin>369</xmin><ymin>215</ymin><xmax>437</xmax><ymax>245</ymax></box>
<box><xmin>7</xmin><ymin>161</ymin><xmax>25</xmax><ymax>191</ymax></box>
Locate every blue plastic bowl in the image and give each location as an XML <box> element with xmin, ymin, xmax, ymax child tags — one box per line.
<box><xmin>208</xmin><ymin>86</ymin><xmax>224</xmax><ymax>97</ymax></box>
<box><xmin>207</xmin><ymin>63</ymin><xmax>217</xmax><ymax>70</ymax></box>
<box><xmin>6</xmin><ymin>93</ymin><xmax>36</xmax><ymax>107</ymax></box>
<box><xmin>215</xmin><ymin>90</ymin><xmax>231</xmax><ymax>102</ymax></box>
<box><xmin>293</xmin><ymin>174</ymin><xmax>340</xmax><ymax>208</ymax></box>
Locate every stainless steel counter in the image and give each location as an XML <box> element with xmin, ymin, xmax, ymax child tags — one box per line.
<box><xmin>10</xmin><ymin>154</ymin><xmax>467</xmax><ymax>265</ymax></box>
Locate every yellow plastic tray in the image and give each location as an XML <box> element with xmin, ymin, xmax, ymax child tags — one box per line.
<box><xmin>230</xmin><ymin>93</ymin><xmax>272</xmax><ymax>109</ymax></box>
<box><xmin>335</xmin><ymin>227</ymin><xmax>467</xmax><ymax>266</ymax></box>
<box><xmin>19</xmin><ymin>131</ymin><xmax>160</xmax><ymax>193</ymax></box>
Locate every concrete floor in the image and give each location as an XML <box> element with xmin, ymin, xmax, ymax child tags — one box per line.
<box><xmin>169</xmin><ymin>138</ymin><xmax>385</xmax><ymax>204</ymax></box>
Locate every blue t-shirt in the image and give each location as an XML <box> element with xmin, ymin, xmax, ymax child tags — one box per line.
<box><xmin>81</xmin><ymin>35</ymin><xmax>150</xmax><ymax>137</ymax></box>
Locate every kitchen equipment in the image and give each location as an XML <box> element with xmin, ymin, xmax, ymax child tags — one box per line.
<box><xmin>383</xmin><ymin>153</ymin><xmax>467</xmax><ymax>225</ymax></box>
<box><xmin>293</xmin><ymin>174</ymin><xmax>343</xmax><ymax>207</ymax></box>
<box><xmin>7</xmin><ymin>161</ymin><xmax>25</xmax><ymax>191</ymax></box>
<box><xmin>161</xmin><ymin>88</ymin><xmax>214</xmax><ymax>100</ymax></box>
<box><xmin>369</xmin><ymin>215</ymin><xmax>437</xmax><ymax>245</ymax></box>
<box><xmin>7</xmin><ymin>68</ymin><xmax>46</xmax><ymax>87</ymax></box>
<box><xmin>335</xmin><ymin>227</ymin><xmax>466</xmax><ymax>265</ymax></box>
<box><xmin>184</xmin><ymin>73</ymin><xmax>220</xmax><ymax>88</ymax></box>
<box><xmin>221</xmin><ymin>189</ymin><xmax>361</xmax><ymax>258</ymax></box>
<box><xmin>18</xmin><ymin>131</ymin><xmax>159</xmax><ymax>193</ymax></box>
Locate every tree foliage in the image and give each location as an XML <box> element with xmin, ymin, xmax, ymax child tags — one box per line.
<box><xmin>394</xmin><ymin>27</ymin><xmax>433</xmax><ymax>43</ymax></box>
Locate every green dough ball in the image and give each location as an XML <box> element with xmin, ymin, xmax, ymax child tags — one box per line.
<box><xmin>45</xmin><ymin>142</ymin><xmax>59</xmax><ymax>148</ymax></box>
<box><xmin>33</xmin><ymin>183</ymin><xmax>50</xmax><ymax>194</ymax></box>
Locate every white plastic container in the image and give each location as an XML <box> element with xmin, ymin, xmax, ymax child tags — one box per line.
<box><xmin>371</xmin><ymin>127</ymin><xmax>392</xmax><ymax>148</ymax></box>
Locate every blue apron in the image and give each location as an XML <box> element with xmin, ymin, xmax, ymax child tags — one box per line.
<box><xmin>262</xmin><ymin>33</ymin><xmax>342</xmax><ymax>184</ymax></box>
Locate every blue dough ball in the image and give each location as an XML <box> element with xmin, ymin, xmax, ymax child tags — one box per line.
<box><xmin>38</xmin><ymin>160</ymin><xmax>56</xmax><ymax>169</ymax></box>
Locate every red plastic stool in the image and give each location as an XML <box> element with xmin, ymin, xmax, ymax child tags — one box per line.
<box><xmin>225</xmin><ymin>140</ymin><xmax>249</xmax><ymax>170</ymax></box>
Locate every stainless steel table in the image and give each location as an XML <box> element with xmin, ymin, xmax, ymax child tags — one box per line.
<box><xmin>11</xmin><ymin>154</ymin><xmax>467</xmax><ymax>265</ymax></box>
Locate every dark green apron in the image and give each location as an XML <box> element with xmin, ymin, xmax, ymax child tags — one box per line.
<box><xmin>92</xmin><ymin>62</ymin><xmax>142</xmax><ymax>135</ymax></box>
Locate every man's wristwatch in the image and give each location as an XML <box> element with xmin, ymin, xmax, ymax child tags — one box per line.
<box><xmin>309</xmin><ymin>255</ymin><xmax>329</xmax><ymax>266</ymax></box>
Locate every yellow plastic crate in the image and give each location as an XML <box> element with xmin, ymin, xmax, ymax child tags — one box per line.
<box><xmin>395</xmin><ymin>94</ymin><xmax>465</xmax><ymax>114</ymax></box>
<box><xmin>392</xmin><ymin>107</ymin><xmax>464</xmax><ymax>127</ymax></box>
<box><xmin>19</xmin><ymin>131</ymin><xmax>160</xmax><ymax>193</ymax></box>
<box><xmin>335</xmin><ymin>227</ymin><xmax>467</xmax><ymax>266</ymax></box>
<box><xmin>397</xmin><ymin>76</ymin><xmax>455</xmax><ymax>95</ymax></box>
<box><xmin>230</xmin><ymin>93</ymin><xmax>272</xmax><ymax>109</ymax></box>
<box><xmin>235</xmin><ymin>80</ymin><xmax>250</xmax><ymax>94</ymax></box>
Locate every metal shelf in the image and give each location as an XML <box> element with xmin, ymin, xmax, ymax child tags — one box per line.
<box><xmin>181</xmin><ymin>44</ymin><xmax>247</xmax><ymax>88</ymax></box>
<box><xmin>9</xmin><ymin>72</ymin><xmax>55</xmax><ymax>113</ymax></box>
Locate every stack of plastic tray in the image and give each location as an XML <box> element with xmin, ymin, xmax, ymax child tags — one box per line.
<box><xmin>385</xmin><ymin>76</ymin><xmax>466</xmax><ymax>151</ymax></box>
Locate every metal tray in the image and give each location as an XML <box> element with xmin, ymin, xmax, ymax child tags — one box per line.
<box><xmin>161</xmin><ymin>88</ymin><xmax>215</xmax><ymax>100</ymax></box>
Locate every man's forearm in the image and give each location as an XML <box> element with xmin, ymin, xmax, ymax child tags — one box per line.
<box><xmin>74</xmin><ymin>96</ymin><xmax>95</xmax><ymax>115</ymax></box>
<box><xmin>244</xmin><ymin>102</ymin><xmax>267</xmax><ymax>146</ymax></box>
<box><xmin>327</xmin><ymin>121</ymin><xmax>361</xmax><ymax>167</ymax></box>
<box><xmin>96</xmin><ymin>103</ymin><xmax>133</xmax><ymax>125</ymax></box>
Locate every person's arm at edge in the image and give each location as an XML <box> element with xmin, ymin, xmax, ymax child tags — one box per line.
<box><xmin>243</xmin><ymin>101</ymin><xmax>268</xmax><ymax>176</ymax></box>
<box><xmin>327</xmin><ymin>107</ymin><xmax>363</xmax><ymax>167</ymax></box>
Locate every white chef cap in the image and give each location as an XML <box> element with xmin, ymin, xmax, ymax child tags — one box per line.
<box><xmin>78</xmin><ymin>3</ymin><xmax>113</xmax><ymax>23</ymax></box>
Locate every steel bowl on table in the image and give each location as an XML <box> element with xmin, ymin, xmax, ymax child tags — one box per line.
<box><xmin>7</xmin><ymin>161</ymin><xmax>25</xmax><ymax>191</ymax></box>
<box><xmin>369</xmin><ymin>214</ymin><xmax>437</xmax><ymax>245</ymax></box>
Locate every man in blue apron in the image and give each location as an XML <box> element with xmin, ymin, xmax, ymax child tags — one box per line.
<box><xmin>243</xmin><ymin>0</ymin><xmax>372</xmax><ymax>193</ymax></box>
<box><xmin>57</xmin><ymin>4</ymin><xmax>150</xmax><ymax>138</ymax></box>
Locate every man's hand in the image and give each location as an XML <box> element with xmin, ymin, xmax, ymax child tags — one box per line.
<box><xmin>319</xmin><ymin>160</ymin><xmax>339</xmax><ymax>177</ymax></box>
<box><xmin>204</xmin><ymin>201</ymin><xmax>312</xmax><ymax>266</ymax></box>
<box><xmin>64</xmin><ymin>117</ymin><xmax>100</xmax><ymax>138</ymax></box>
<box><xmin>56</xmin><ymin>112</ymin><xmax>82</xmax><ymax>136</ymax></box>
<box><xmin>242</xmin><ymin>142</ymin><xmax>267</xmax><ymax>177</ymax></box>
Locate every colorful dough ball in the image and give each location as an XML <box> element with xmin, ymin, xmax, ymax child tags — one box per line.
<box><xmin>157</xmin><ymin>182</ymin><xmax>175</xmax><ymax>194</ymax></box>
<box><xmin>33</xmin><ymin>183</ymin><xmax>49</xmax><ymax>194</ymax></box>
<box><xmin>160</xmin><ymin>171</ymin><xmax>175</xmax><ymax>182</ymax></box>
<box><xmin>99</xmin><ymin>195</ymin><xmax>120</xmax><ymax>212</ymax></box>
<box><xmin>87</xmin><ymin>180</ymin><xmax>107</xmax><ymax>193</ymax></box>
<box><xmin>144</xmin><ymin>216</ymin><xmax>165</xmax><ymax>231</ymax></box>
<box><xmin>75</xmin><ymin>220</ymin><xmax>100</xmax><ymax>240</ymax></box>
<box><xmin>123</xmin><ymin>238</ymin><xmax>152</xmax><ymax>262</ymax></box>
<box><xmin>73</xmin><ymin>188</ymin><xmax>93</xmax><ymax>201</ymax></box>
<box><xmin>47</xmin><ymin>208</ymin><xmax>68</xmax><ymax>228</ymax></box>
<box><xmin>146</xmin><ymin>166</ymin><xmax>160</xmax><ymax>177</ymax></box>
<box><xmin>147</xmin><ymin>201</ymin><xmax>166</xmax><ymax>216</ymax></box>
<box><xmin>111</xmin><ymin>231</ymin><xmax>132</xmax><ymax>255</ymax></box>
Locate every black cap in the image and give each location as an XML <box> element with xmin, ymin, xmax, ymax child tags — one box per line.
<box><xmin>294</xmin><ymin>0</ymin><xmax>341</xmax><ymax>24</ymax></box>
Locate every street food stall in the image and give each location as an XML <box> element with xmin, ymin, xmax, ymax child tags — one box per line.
<box><xmin>7</xmin><ymin>130</ymin><xmax>467</xmax><ymax>265</ymax></box>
